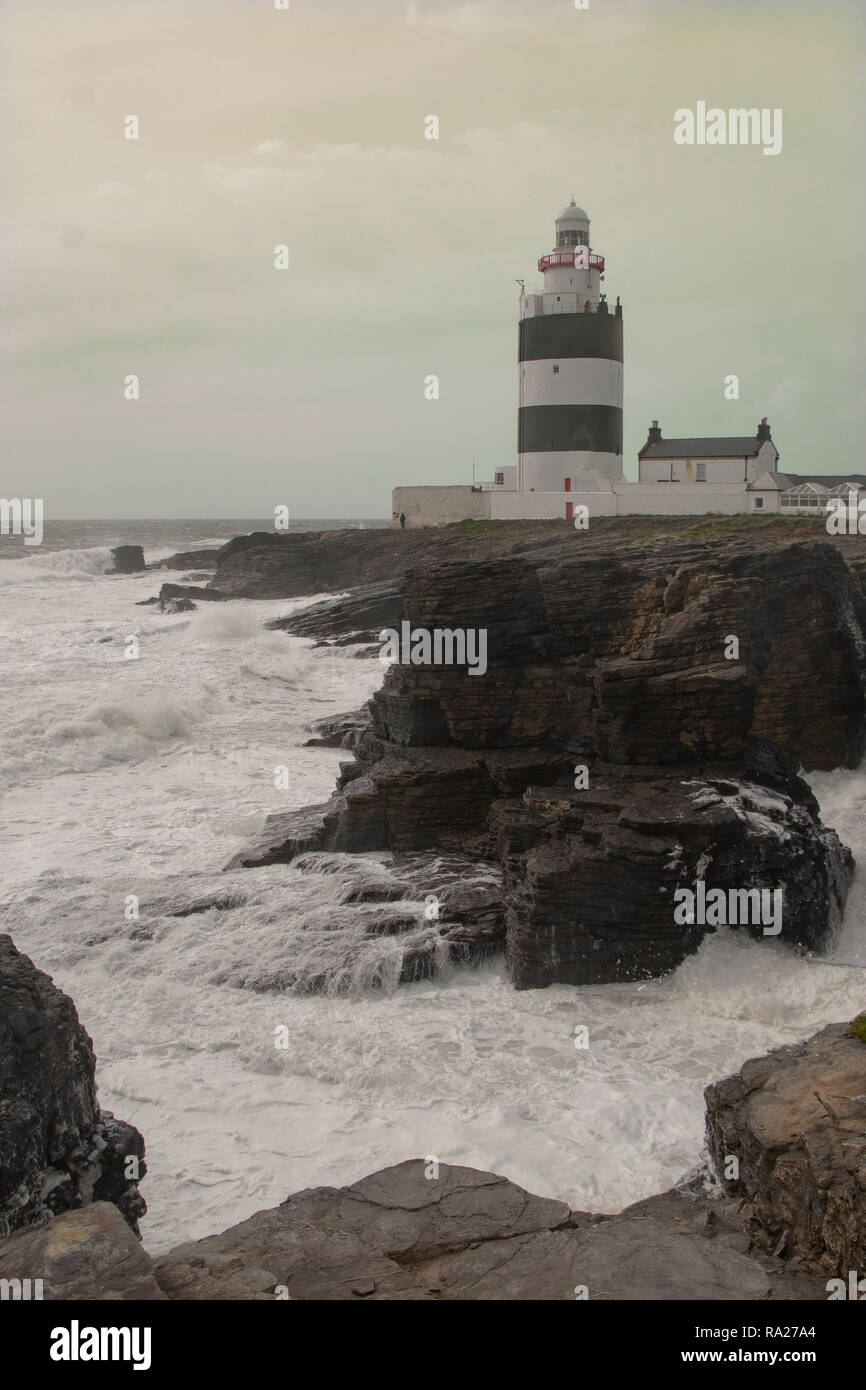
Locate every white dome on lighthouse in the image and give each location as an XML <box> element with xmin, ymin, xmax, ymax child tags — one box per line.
<box><xmin>556</xmin><ymin>200</ymin><xmax>589</xmax><ymax>223</ymax></box>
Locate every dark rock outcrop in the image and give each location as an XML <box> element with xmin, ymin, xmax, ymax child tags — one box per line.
<box><xmin>304</xmin><ymin>705</ymin><xmax>372</xmax><ymax>748</ymax></box>
<box><xmin>107</xmin><ymin>545</ymin><xmax>145</xmax><ymax>574</ymax></box>
<box><xmin>705</xmin><ymin>1019</ymin><xmax>866</xmax><ymax>1275</ymax></box>
<box><xmin>0</xmin><ymin>936</ymin><xmax>147</xmax><ymax>1238</ymax></box>
<box><xmin>211</xmin><ymin>529</ymin><xmax>459</xmax><ymax>599</ymax></box>
<box><xmin>156</xmin><ymin>549</ymin><xmax>220</xmax><ymax>570</ymax></box>
<box><xmin>219</xmin><ymin>847</ymin><xmax>505</xmax><ymax>991</ymax></box>
<box><xmin>159</xmin><ymin>583</ymin><xmax>225</xmax><ymax>610</ymax></box>
<box><xmin>269</xmin><ymin>582</ymin><xmax>402</xmax><ymax>647</ymax></box>
<box><xmin>233</xmin><ymin>537</ymin><xmax>863</xmax><ymax>988</ymax></box>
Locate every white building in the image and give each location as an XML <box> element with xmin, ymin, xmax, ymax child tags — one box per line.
<box><xmin>392</xmin><ymin>201</ymin><xmax>859</xmax><ymax>526</ymax></box>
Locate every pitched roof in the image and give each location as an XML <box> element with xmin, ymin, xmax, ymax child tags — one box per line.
<box><xmin>748</xmin><ymin>471</ymin><xmax>798</xmax><ymax>490</ymax></box>
<box><xmin>784</xmin><ymin>473</ymin><xmax>866</xmax><ymax>488</ymax></box>
<box><xmin>639</xmin><ymin>437</ymin><xmax>773</xmax><ymax>460</ymax></box>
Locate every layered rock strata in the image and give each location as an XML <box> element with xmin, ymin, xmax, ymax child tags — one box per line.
<box><xmin>235</xmin><ymin>538</ymin><xmax>864</xmax><ymax>988</ymax></box>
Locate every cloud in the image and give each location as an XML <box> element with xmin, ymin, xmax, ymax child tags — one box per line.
<box><xmin>94</xmin><ymin>182</ymin><xmax>133</xmax><ymax>199</ymax></box>
<box><xmin>253</xmin><ymin>139</ymin><xmax>288</xmax><ymax>159</ymax></box>
<box><xmin>765</xmin><ymin>376</ymin><xmax>813</xmax><ymax>415</ymax></box>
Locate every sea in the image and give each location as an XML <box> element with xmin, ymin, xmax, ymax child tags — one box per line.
<box><xmin>2</xmin><ymin>519</ymin><xmax>865</xmax><ymax>1257</ymax></box>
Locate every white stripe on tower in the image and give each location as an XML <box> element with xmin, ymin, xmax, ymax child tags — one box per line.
<box><xmin>521</xmin><ymin>358</ymin><xmax>623</xmax><ymax>409</ymax></box>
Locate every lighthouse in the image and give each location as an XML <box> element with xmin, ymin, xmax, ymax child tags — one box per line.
<box><xmin>518</xmin><ymin>201</ymin><xmax>624</xmax><ymax>494</ymax></box>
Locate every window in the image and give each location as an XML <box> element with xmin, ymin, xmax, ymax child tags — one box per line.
<box><xmin>558</xmin><ymin>230</ymin><xmax>578</xmax><ymax>247</ymax></box>
<box><xmin>552</xmin><ymin>365</ymin><xmax>560</xmax><ymax>374</ymax></box>
<box><xmin>753</xmin><ymin>497</ymin><xmax>764</xmax><ymax>509</ymax></box>
<box><xmin>696</xmin><ymin>462</ymin><xmax>706</xmax><ymax>482</ymax></box>
<box><xmin>495</xmin><ymin>472</ymin><xmax>504</xmax><ymax>485</ymax></box>
<box><xmin>556</xmin><ymin>230</ymin><xmax>589</xmax><ymax>248</ymax></box>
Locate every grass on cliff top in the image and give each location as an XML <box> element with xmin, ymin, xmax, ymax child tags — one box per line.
<box><xmin>445</xmin><ymin>514</ymin><xmax>830</xmax><ymax>545</ymax></box>
<box><xmin>849</xmin><ymin>1014</ymin><xmax>866</xmax><ymax>1043</ymax></box>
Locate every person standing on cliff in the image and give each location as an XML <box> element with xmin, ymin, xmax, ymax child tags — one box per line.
<box><xmin>399</xmin><ymin>512</ymin><xmax>406</xmax><ymax>529</ymax></box>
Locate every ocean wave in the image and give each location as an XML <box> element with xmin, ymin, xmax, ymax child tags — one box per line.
<box><xmin>0</xmin><ymin>547</ymin><xmax>116</xmax><ymax>585</ymax></box>
<box><xmin>1</xmin><ymin>687</ymin><xmax>213</xmax><ymax>780</ymax></box>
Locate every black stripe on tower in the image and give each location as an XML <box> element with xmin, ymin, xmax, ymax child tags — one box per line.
<box><xmin>519</xmin><ymin>313</ymin><xmax>623</xmax><ymax>364</ymax></box>
<box><xmin>519</xmin><ymin>404</ymin><xmax>623</xmax><ymax>455</ymax></box>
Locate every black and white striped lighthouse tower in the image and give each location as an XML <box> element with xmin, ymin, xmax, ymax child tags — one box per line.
<box><xmin>518</xmin><ymin>201</ymin><xmax>623</xmax><ymax>493</ymax></box>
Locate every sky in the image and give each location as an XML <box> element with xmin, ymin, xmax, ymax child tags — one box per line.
<box><xmin>1</xmin><ymin>0</ymin><xmax>863</xmax><ymax>519</ymax></box>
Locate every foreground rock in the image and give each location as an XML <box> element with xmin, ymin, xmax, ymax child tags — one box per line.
<box><xmin>0</xmin><ymin>1203</ymin><xmax>165</xmax><ymax>1300</ymax></box>
<box><xmin>0</xmin><ymin>936</ymin><xmax>147</xmax><ymax>1237</ymax></box>
<box><xmin>18</xmin><ymin>1162</ymin><xmax>824</xmax><ymax>1301</ymax></box>
<box><xmin>706</xmin><ymin>1020</ymin><xmax>866</xmax><ymax>1275</ymax></box>
<box><xmin>107</xmin><ymin>544</ymin><xmax>145</xmax><ymax>574</ymax></box>
<box><xmin>8</xmin><ymin>1016</ymin><xmax>860</xmax><ymax>1300</ymax></box>
<box><xmin>234</xmin><ymin>538</ymin><xmax>863</xmax><ymax>987</ymax></box>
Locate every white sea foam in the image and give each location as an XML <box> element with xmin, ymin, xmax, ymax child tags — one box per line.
<box><xmin>1</xmin><ymin>551</ymin><xmax>864</xmax><ymax>1258</ymax></box>
<box><xmin>0</xmin><ymin>547</ymin><xmax>116</xmax><ymax>584</ymax></box>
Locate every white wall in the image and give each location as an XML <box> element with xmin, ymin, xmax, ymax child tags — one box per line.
<box><xmin>393</xmin><ymin>481</ymin><xmax>773</xmax><ymax>524</ymax></box>
<box><xmin>521</xmin><ymin>450</ymin><xmax>624</xmax><ymax>491</ymax></box>
<box><xmin>639</xmin><ymin>455</ymin><xmax>750</xmax><ymax>484</ymax></box>
<box><xmin>752</xmin><ymin>440</ymin><xmax>780</xmax><ymax>477</ymax></box>
<box><xmin>748</xmin><ymin>490</ymin><xmax>779</xmax><ymax>512</ymax></box>
<box><xmin>495</xmin><ymin>465</ymin><xmax>518</xmax><ymax>491</ymax></box>
<box><xmin>541</xmin><ymin>265</ymin><xmax>599</xmax><ymax>305</ymax></box>
<box><xmin>491</xmin><ymin>489</ymin><xmax>616</xmax><ymax>520</ymax></box>
<box><xmin>613</xmin><ymin>483</ymin><xmax>749</xmax><ymax>515</ymax></box>
<box><xmin>521</xmin><ymin>358</ymin><xmax>622</xmax><ymax>409</ymax></box>
<box><xmin>392</xmin><ymin>485</ymin><xmax>491</xmax><ymax>527</ymax></box>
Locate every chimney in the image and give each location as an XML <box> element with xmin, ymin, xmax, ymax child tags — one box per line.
<box><xmin>756</xmin><ymin>417</ymin><xmax>771</xmax><ymax>442</ymax></box>
<box><xmin>647</xmin><ymin>420</ymin><xmax>662</xmax><ymax>445</ymax></box>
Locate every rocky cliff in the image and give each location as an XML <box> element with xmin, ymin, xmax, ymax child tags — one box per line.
<box><xmin>0</xmin><ymin>936</ymin><xmax>147</xmax><ymax>1238</ymax></box>
<box><xmin>234</xmin><ymin>536</ymin><xmax>865</xmax><ymax>989</ymax></box>
<box><xmin>6</xmin><ymin>1014</ymin><xmax>864</xmax><ymax>1300</ymax></box>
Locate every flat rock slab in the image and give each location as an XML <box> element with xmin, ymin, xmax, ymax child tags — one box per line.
<box><xmin>154</xmin><ymin>1159</ymin><xmax>786</xmax><ymax>1301</ymax></box>
<box><xmin>421</xmin><ymin>1221</ymin><xmax>770</xmax><ymax>1301</ymax></box>
<box><xmin>156</xmin><ymin>1224</ymin><xmax>430</xmax><ymax>1301</ymax></box>
<box><xmin>295</xmin><ymin>1160</ymin><xmax>571</xmax><ymax>1260</ymax></box>
<box><xmin>0</xmin><ymin>1202</ymin><xmax>166</xmax><ymax>1300</ymax></box>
